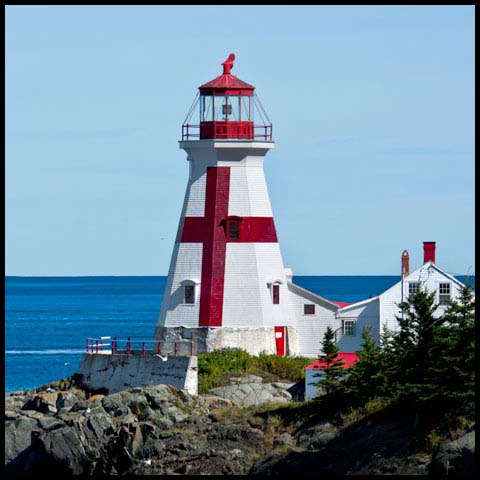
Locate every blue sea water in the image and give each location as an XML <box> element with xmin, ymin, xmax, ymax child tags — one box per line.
<box><xmin>5</xmin><ymin>275</ymin><xmax>473</xmax><ymax>392</ymax></box>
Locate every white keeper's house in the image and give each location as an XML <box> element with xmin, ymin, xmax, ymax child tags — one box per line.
<box><xmin>154</xmin><ymin>54</ymin><xmax>466</xmax><ymax>358</ymax></box>
<box><xmin>334</xmin><ymin>242</ymin><xmax>466</xmax><ymax>353</ymax></box>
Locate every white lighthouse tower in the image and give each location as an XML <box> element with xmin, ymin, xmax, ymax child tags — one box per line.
<box><xmin>155</xmin><ymin>54</ymin><xmax>297</xmax><ymax>356</ymax></box>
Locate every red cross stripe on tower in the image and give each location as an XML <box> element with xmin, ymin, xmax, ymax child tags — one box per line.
<box><xmin>180</xmin><ymin>166</ymin><xmax>278</xmax><ymax>327</ymax></box>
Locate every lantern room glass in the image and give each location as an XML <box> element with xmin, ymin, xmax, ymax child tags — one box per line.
<box><xmin>200</xmin><ymin>96</ymin><xmax>214</xmax><ymax>122</ymax></box>
<box><xmin>200</xmin><ymin>94</ymin><xmax>252</xmax><ymax>122</ymax></box>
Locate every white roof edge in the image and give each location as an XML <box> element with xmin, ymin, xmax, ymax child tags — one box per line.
<box><xmin>429</xmin><ymin>262</ymin><xmax>466</xmax><ymax>287</ymax></box>
<box><xmin>338</xmin><ymin>295</ymin><xmax>380</xmax><ymax>312</ymax></box>
<box><xmin>287</xmin><ymin>281</ymin><xmax>339</xmax><ymax>309</ymax></box>
<box><xmin>407</xmin><ymin>262</ymin><xmax>465</xmax><ymax>288</ymax></box>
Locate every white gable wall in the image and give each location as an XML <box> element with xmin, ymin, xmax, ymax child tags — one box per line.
<box><xmin>337</xmin><ymin>298</ymin><xmax>380</xmax><ymax>351</ymax></box>
<box><xmin>287</xmin><ymin>282</ymin><xmax>340</xmax><ymax>357</ymax></box>
<box><xmin>379</xmin><ymin>262</ymin><xmax>464</xmax><ymax>336</ymax></box>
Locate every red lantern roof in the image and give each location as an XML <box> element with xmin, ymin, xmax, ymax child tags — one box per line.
<box><xmin>199</xmin><ymin>53</ymin><xmax>255</xmax><ymax>96</ymax></box>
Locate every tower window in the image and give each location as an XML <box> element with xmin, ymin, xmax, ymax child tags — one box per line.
<box><xmin>184</xmin><ymin>285</ymin><xmax>195</xmax><ymax>304</ymax></box>
<box><xmin>439</xmin><ymin>283</ymin><xmax>451</xmax><ymax>305</ymax></box>
<box><xmin>228</xmin><ymin>220</ymin><xmax>239</xmax><ymax>239</ymax></box>
<box><xmin>272</xmin><ymin>284</ymin><xmax>280</xmax><ymax>304</ymax></box>
<box><xmin>304</xmin><ymin>304</ymin><xmax>315</xmax><ymax>315</ymax></box>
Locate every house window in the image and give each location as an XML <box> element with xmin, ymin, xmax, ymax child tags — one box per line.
<box><xmin>439</xmin><ymin>283</ymin><xmax>451</xmax><ymax>305</ymax></box>
<box><xmin>272</xmin><ymin>284</ymin><xmax>280</xmax><ymax>304</ymax></box>
<box><xmin>342</xmin><ymin>319</ymin><xmax>356</xmax><ymax>336</ymax></box>
<box><xmin>408</xmin><ymin>282</ymin><xmax>420</xmax><ymax>299</ymax></box>
<box><xmin>304</xmin><ymin>304</ymin><xmax>315</xmax><ymax>315</ymax></box>
<box><xmin>228</xmin><ymin>220</ymin><xmax>239</xmax><ymax>239</ymax></box>
<box><xmin>184</xmin><ymin>285</ymin><xmax>195</xmax><ymax>304</ymax></box>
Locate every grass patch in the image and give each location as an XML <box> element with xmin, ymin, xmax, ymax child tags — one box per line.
<box><xmin>198</xmin><ymin>348</ymin><xmax>314</xmax><ymax>393</ymax></box>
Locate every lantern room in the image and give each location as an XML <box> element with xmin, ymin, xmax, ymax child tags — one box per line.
<box><xmin>182</xmin><ymin>54</ymin><xmax>272</xmax><ymax>141</ymax></box>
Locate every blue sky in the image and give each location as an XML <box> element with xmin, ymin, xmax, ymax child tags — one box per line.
<box><xmin>6</xmin><ymin>5</ymin><xmax>474</xmax><ymax>276</ymax></box>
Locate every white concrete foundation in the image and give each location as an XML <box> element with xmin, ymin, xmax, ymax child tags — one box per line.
<box><xmin>154</xmin><ymin>325</ymin><xmax>299</xmax><ymax>356</ymax></box>
<box><xmin>76</xmin><ymin>353</ymin><xmax>198</xmax><ymax>395</ymax></box>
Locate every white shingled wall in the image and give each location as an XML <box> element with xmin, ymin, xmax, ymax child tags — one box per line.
<box><xmin>287</xmin><ymin>283</ymin><xmax>340</xmax><ymax>357</ymax></box>
<box><xmin>222</xmin><ymin>243</ymin><xmax>293</xmax><ymax>327</ymax></box>
<box><xmin>228</xmin><ymin>163</ymin><xmax>273</xmax><ymax>217</ymax></box>
<box><xmin>159</xmin><ymin>243</ymin><xmax>203</xmax><ymax>327</ymax></box>
<box><xmin>337</xmin><ymin>298</ymin><xmax>380</xmax><ymax>351</ymax></box>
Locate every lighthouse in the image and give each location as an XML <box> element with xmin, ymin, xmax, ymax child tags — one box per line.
<box><xmin>155</xmin><ymin>54</ymin><xmax>299</xmax><ymax>356</ymax></box>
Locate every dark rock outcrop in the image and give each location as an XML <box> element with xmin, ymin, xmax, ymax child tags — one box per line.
<box><xmin>4</xmin><ymin>377</ymin><xmax>475</xmax><ymax>476</ymax></box>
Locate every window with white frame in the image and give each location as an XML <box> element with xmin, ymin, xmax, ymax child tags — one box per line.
<box><xmin>408</xmin><ymin>282</ymin><xmax>420</xmax><ymax>299</ymax></box>
<box><xmin>438</xmin><ymin>283</ymin><xmax>451</xmax><ymax>305</ymax></box>
<box><xmin>342</xmin><ymin>319</ymin><xmax>356</xmax><ymax>336</ymax></box>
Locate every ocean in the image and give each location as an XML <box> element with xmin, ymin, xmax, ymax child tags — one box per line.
<box><xmin>5</xmin><ymin>275</ymin><xmax>473</xmax><ymax>392</ymax></box>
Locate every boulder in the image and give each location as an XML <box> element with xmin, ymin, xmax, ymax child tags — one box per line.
<box><xmin>295</xmin><ymin>421</ymin><xmax>340</xmax><ymax>450</ymax></box>
<box><xmin>26</xmin><ymin>396</ymin><xmax>57</xmax><ymax>414</ymax></box>
<box><xmin>5</xmin><ymin>416</ymin><xmax>40</xmax><ymax>466</ymax></box>
<box><xmin>430</xmin><ymin>431</ymin><xmax>475</xmax><ymax>475</ymax></box>
<box><xmin>210</xmin><ymin>382</ymin><xmax>292</xmax><ymax>408</ymax></box>
<box><xmin>229</xmin><ymin>375</ymin><xmax>263</xmax><ymax>384</ymax></box>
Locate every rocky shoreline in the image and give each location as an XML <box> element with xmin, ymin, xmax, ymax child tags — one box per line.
<box><xmin>5</xmin><ymin>375</ymin><xmax>475</xmax><ymax>475</ymax></box>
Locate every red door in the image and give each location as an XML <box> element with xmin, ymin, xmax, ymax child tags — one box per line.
<box><xmin>274</xmin><ymin>327</ymin><xmax>286</xmax><ymax>356</ymax></box>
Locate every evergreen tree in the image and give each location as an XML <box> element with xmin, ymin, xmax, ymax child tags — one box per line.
<box><xmin>390</xmin><ymin>288</ymin><xmax>443</xmax><ymax>402</ymax></box>
<box><xmin>429</xmin><ymin>283</ymin><xmax>475</xmax><ymax>406</ymax></box>
<box><xmin>312</xmin><ymin>326</ymin><xmax>346</xmax><ymax>395</ymax></box>
<box><xmin>346</xmin><ymin>325</ymin><xmax>383</xmax><ymax>402</ymax></box>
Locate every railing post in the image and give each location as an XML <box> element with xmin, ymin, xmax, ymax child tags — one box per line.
<box><xmin>100</xmin><ymin>338</ymin><xmax>104</xmax><ymax>351</ymax></box>
<box><xmin>95</xmin><ymin>340</ymin><xmax>98</xmax><ymax>353</ymax></box>
<box><xmin>142</xmin><ymin>342</ymin><xmax>146</xmax><ymax>356</ymax></box>
<box><xmin>112</xmin><ymin>339</ymin><xmax>116</xmax><ymax>355</ymax></box>
<box><xmin>126</xmin><ymin>337</ymin><xmax>131</xmax><ymax>356</ymax></box>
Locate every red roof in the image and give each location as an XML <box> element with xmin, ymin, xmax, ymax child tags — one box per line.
<box><xmin>332</xmin><ymin>301</ymin><xmax>352</xmax><ymax>308</ymax></box>
<box><xmin>306</xmin><ymin>352</ymin><xmax>359</xmax><ymax>370</ymax></box>
<box><xmin>199</xmin><ymin>73</ymin><xmax>255</xmax><ymax>92</ymax></box>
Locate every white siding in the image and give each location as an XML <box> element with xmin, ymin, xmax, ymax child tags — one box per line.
<box><xmin>184</xmin><ymin>169</ymin><xmax>206</xmax><ymax>217</ymax></box>
<box><xmin>222</xmin><ymin>243</ymin><xmax>293</xmax><ymax>327</ymax></box>
<box><xmin>228</xmin><ymin>164</ymin><xmax>273</xmax><ymax>217</ymax></box>
<box><xmin>158</xmin><ymin>243</ymin><xmax>203</xmax><ymax>328</ymax></box>
<box><xmin>288</xmin><ymin>283</ymin><xmax>340</xmax><ymax>357</ymax></box>
<box><xmin>337</xmin><ymin>298</ymin><xmax>380</xmax><ymax>351</ymax></box>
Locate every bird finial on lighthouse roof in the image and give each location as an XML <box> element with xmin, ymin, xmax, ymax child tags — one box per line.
<box><xmin>222</xmin><ymin>53</ymin><xmax>235</xmax><ymax>74</ymax></box>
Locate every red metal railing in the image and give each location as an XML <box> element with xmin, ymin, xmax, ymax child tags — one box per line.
<box><xmin>181</xmin><ymin>123</ymin><xmax>272</xmax><ymax>141</ymax></box>
<box><xmin>85</xmin><ymin>337</ymin><xmax>202</xmax><ymax>357</ymax></box>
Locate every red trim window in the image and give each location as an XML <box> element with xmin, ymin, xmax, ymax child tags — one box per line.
<box><xmin>304</xmin><ymin>304</ymin><xmax>315</xmax><ymax>315</ymax></box>
<box><xmin>222</xmin><ymin>216</ymin><xmax>243</xmax><ymax>240</ymax></box>
<box><xmin>272</xmin><ymin>284</ymin><xmax>280</xmax><ymax>304</ymax></box>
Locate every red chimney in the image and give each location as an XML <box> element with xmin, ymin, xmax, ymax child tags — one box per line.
<box><xmin>401</xmin><ymin>250</ymin><xmax>410</xmax><ymax>277</ymax></box>
<box><xmin>423</xmin><ymin>241</ymin><xmax>436</xmax><ymax>264</ymax></box>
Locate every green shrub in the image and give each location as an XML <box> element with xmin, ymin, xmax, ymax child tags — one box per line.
<box><xmin>197</xmin><ymin>349</ymin><xmax>314</xmax><ymax>393</ymax></box>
